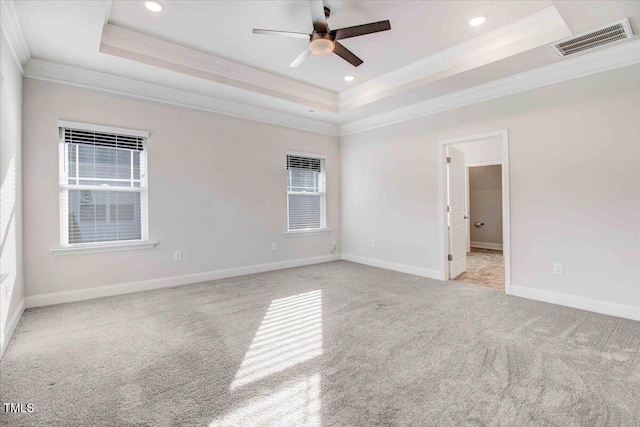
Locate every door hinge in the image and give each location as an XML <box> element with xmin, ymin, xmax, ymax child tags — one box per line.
<box><xmin>447</xmin><ymin>205</ymin><xmax>450</xmax><ymax>212</ymax></box>
<box><xmin>448</xmin><ymin>254</ymin><xmax>453</xmax><ymax>261</ymax></box>
<box><xmin>446</xmin><ymin>156</ymin><xmax>451</xmax><ymax>163</ymax></box>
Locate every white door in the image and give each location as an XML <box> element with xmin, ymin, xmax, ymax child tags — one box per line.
<box><xmin>465</xmin><ymin>166</ymin><xmax>471</xmax><ymax>253</ymax></box>
<box><xmin>448</xmin><ymin>146</ymin><xmax>467</xmax><ymax>279</ymax></box>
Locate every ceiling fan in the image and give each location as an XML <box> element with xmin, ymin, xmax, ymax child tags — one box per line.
<box><xmin>252</xmin><ymin>0</ymin><xmax>391</xmax><ymax>68</ymax></box>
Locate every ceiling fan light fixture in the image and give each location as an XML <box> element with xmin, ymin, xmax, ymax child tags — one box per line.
<box><xmin>469</xmin><ymin>16</ymin><xmax>486</xmax><ymax>26</ymax></box>
<box><xmin>309</xmin><ymin>36</ymin><xmax>335</xmax><ymax>56</ymax></box>
<box><xmin>144</xmin><ymin>1</ymin><xmax>164</xmax><ymax>13</ymax></box>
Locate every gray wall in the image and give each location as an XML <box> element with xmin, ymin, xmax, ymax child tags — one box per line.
<box><xmin>0</xmin><ymin>30</ymin><xmax>24</xmax><ymax>352</ymax></box>
<box><xmin>15</xmin><ymin>58</ymin><xmax>640</xmax><ymax>319</ymax></box>
<box><xmin>341</xmin><ymin>64</ymin><xmax>640</xmax><ymax>308</ymax></box>
<box><xmin>469</xmin><ymin>165</ymin><xmax>502</xmax><ymax>246</ymax></box>
<box><xmin>22</xmin><ymin>79</ymin><xmax>340</xmax><ymax>297</ymax></box>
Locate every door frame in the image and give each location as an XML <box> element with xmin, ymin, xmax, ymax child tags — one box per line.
<box><xmin>437</xmin><ymin>130</ymin><xmax>511</xmax><ymax>293</ymax></box>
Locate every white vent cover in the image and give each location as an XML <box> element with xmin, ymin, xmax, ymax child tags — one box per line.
<box><xmin>550</xmin><ymin>18</ymin><xmax>633</xmax><ymax>57</ymax></box>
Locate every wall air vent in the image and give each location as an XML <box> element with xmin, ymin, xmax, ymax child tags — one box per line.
<box><xmin>549</xmin><ymin>18</ymin><xmax>633</xmax><ymax>57</ymax></box>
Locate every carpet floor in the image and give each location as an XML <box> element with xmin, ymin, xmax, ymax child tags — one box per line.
<box><xmin>456</xmin><ymin>248</ymin><xmax>505</xmax><ymax>289</ymax></box>
<box><xmin>1</xmin><ymin>261</ymin><xmax>639</xmax><ymax>426</ymax></box>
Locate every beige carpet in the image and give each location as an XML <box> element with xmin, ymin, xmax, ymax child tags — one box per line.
<box><xmin>455</xmin><ymin>248</ymin><xmax>505</xmax><ymax>289</ymax></box>
<box><xmin>1</xmin><ymin>261</ymin><xmax>639</xmax><ymax>426</ymax></box>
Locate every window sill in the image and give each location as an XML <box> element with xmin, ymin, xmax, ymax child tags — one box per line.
<box><xmin>284</xmin><ymin>229</ymin><xmax>331</xmax><ymax>237</ymax></box>
<box><xmin>51</xmin><ymin>240</ymin><xmax>157</xmax><ymax>256</ymax></box>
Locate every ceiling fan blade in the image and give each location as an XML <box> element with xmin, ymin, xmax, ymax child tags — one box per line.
<box><xmin>308</xmin><ymin>0</ymin><xmax>328</xmax><ymax>33</ymax></box>
<box><xmin>253</xmin><ymin>29</ymin><xmax>311</xmax><ymax>39</ymax></box>
<box><xmin>332</xmin><ymin>20</ymin><xmax>391</xmax><ymax>40</ymax></box>
<box><xmin>289</xmin><ymin>46</ymin><xmax>312</xmax><ymax>68</ymax></box>
<box><xmin>333</xmin><ymin>42</ymin><xmax>363</xmax><ymax>67</ymax></box>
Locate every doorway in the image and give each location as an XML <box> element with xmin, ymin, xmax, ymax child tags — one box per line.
<box><xmin>438</xmin><ymin>130</ymin><xmax>511</xmax><ymax>292</ymax></box>
<box><xmin>458</xmin><ymin>164</ymin><xmax>504</xmax><ymax>289</ymax></box>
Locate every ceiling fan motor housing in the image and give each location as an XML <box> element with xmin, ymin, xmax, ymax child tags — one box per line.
<box><xmin>311</xmin><ymin>32</ymin><xmax>334</xmax><ymax>42</ymax></box>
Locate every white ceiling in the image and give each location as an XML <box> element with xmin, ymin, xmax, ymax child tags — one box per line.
<box><xmin>107</xmin><ymin>0</ymin><xmax>554</xmax><ymax>92</ymax></box>
<box><xmin>11</xmin><ymin>0</ymin><xmax>640</xmax><ymax>129</ymax></box>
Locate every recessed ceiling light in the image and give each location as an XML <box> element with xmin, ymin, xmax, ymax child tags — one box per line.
<box><xmin>144</xmin><ymin>1</ymin><xmax>164</xmax><ymax>12</ymax></box>
<box><xmin>344</xmin><ymin>75</ymin><xmax>355</xmax><ymax>82</ymax></box>
<box><xmin>469</xmin><ymin>16</ymin><xmax>486</xmax><ymax>26</ymax></box>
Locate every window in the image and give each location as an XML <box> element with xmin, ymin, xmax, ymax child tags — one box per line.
<box><xmin>286</xmin><ymin>154</ymin><xmax>326</xmax><ymax>232</ymax></box>
<box><xmin>58</xmin><ymin>122</ymin><xmax>149</xmax><ymax>247</ymax></box>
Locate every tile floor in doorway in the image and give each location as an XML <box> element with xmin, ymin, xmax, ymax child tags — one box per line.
<box><xmin>454</xmin><ymin>248</ymin><xmax>505</xmax><ymax>289</ymax></box>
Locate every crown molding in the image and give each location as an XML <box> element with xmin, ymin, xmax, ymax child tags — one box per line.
<box><xmin>24</xmin><ymin>59</ymin><xmax>340</xmax><ymax>136</ymax></box>
<box><xmin>100</xmin><ymin>23</ymin><xmax>338</xmax><ymax>113</ymax></box>
<box><xmin>0</xmin><ymin>0</ymin><xmax>30</xmax><ymax>74</ymax></box>
<box><xmin>339</xmin><ymin>39</ymin><xmax>640</xmax><ymax>136</ymax></box>
<box><xmin>338</xmin><ymin>7</ymin><xmax>570</xmax><ymax>112</ymax></box>
<box><xmin>22</xmin><ymin>36</ymin><xmax>640</xmax><ymax>139</ymax></box>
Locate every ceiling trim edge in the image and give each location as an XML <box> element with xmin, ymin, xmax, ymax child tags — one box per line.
<box><xmin>20</xmin><ymin>40</ymin><xmax>640</xmax><ymax>139</ymax></box>
<box><xmin>339</xmin><ymin>39</ymin><xmax>640</xmax><ymax>136</ymax></box>
<box><xmin>337</xmin><ymin>7</ymin><xmax>570</xmax><ymax>111</ymax></box>
<box><xmin>0</xmin><ymin>0</ymin><xmax>30</xmax><ymax>74</ymax></box>
<box><xmin>24</xmin><ymin>59</ymin><xmax>340</xmax><ymax>137</ymax></box>
<box><xmin>100</xmin><ymin>24</ymin><xmax>338</xmax><ymax>112</ymax></box>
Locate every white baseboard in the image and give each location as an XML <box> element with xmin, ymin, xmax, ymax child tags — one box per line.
<box><xmin>1</xmin><ymin>299</ymin><xmax>25</xmax><ymax>358</ymax></box>
<box><xmin>341</xmin><ymin>253</ymin><xmax>443</xmax><ymax>280</ymax></box>
<box><xmin>508</xmin><ymin>286</ymin><xmax>639</xmax><ymax>321</ymax></box>
<box><xmin>471</xmin><ymin>241</ymin><xmax>503</xmax><ymax>251</ymax></box>
<box><xmin>25</xmin><ymin>254</ymin><xmax>341</xmax><ymax>309</ymax></box>
<box><xmin>340</xmin><ymin>254</ymin><xmax>638</xmax><ymax>321</ymax></box>
<box><xmin>23</xmin><ymin>253</ymin><xmax>637</xmax><ymax>323</ymax></box>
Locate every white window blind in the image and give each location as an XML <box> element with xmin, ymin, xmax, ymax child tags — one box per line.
<box><xmin>58</xmin><ymin>126</ymin><xmax>149</xmax><ymax>246</ymax></box>
<box><xmin>286</xmin><ymin>154</ymin><xmax>326</xmax><ymax>231</ymax></box>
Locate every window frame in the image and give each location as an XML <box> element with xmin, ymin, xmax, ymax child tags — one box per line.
<box><xmin>285</xmin><ymin>151</ymin><xmax>329</xmax><ymax>235</ymax></box>
<box><xmin>54</xmin><ymin>121</ymin><xmax>156</xmax><ymax>255</ymax></box>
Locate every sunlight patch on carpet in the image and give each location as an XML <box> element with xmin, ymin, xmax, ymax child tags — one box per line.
<box><xmin>210</xmin><ymin>373</ymin><xmax>321</xmax><ymax>427</ymax></box>
<box><xmin>230</xmin><ymin>290</ymin><xmax>323</xmax><ymax>389</ymax></box>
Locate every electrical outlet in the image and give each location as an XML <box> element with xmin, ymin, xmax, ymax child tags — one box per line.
<box><xmin>553</xmin><ymin>263</ymin><xmax>563</xmax><ymax>275</ymax></box>
<box><xmin>174</xmin><ymin>251</ymin><xmax>182</xmax><ymax>262</ymax></box>
<box><xmin>271</xmin><ymin>242</ymin><xmax>278</xmax><ymax>251</ymax></box>
<box><xmin>370</xmin><ymin>240</ymin><xmax>376</xmax><ymax>248</ymax></box>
